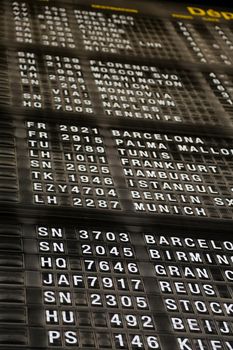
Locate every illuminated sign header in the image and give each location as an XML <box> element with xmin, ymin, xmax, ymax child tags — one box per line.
<box><xmin>172</xmin><ymin>6</ymin><xmax>233</xmax><ymax>21</ymax></box>
<box><xmin>188</xmin><ymin>7</ymin><xmax>233</xmax><ymax>20</ymax></box>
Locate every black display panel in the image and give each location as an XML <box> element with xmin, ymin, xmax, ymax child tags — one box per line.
<box><xmin>0</xmin><ymin>221</ymin><xmax>232</xmax><ymax>349</ymax></box>
<box><xmin>0</xmin><ymin>0</ymin><xmax>233</xmax><ymax>349</ymax></box>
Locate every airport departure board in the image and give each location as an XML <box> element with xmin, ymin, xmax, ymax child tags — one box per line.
<box><xmin>0</xmin><ymin>0</ymin><xmax>233</xmax><ymax>349</ymax></box>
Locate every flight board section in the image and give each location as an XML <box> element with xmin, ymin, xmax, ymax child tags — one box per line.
<box><xmin>0</xmin><ymin>1</ymin><xmax>233</xmax><ymax>132</ymax></box>
<box><xmin>4</xmin><ymin>0</ymin><xmax>233</xmax><ymax>67</ymax></box>
<box><xmin>0</xmin><ymin>49</ymin><xmax>233</xmax><ymax>132</ymax></box>
<box><xmin>0</xmin><ymin>220</ymin><xmax>231</xmax><ymax>349</ymax></box>
<box><xmin>0</xmin><ymin>117</ymin><xmax>232</xmax><ymax>223</ymax></box>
